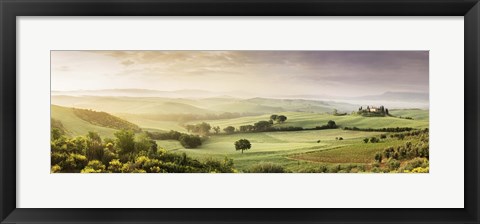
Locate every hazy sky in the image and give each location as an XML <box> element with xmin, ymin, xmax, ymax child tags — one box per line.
<box><xmin>51</xmin><ymin>51</ymin><xmax>428</xmax><ymax>97</ymax></box>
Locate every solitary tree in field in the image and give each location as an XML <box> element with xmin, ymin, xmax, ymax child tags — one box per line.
<box><xmin>234</xmin><ymin>139</ymin><xmax>251</xmax><ymax>154</ymax></box>
<box><xmin>213</xmin><ymin>126</ymin><xmax>221</xmax><ymax>134</ymax></box>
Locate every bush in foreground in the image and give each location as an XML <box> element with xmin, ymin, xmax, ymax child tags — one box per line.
<box><xmin>248</xmin><ymin>162</ymin><xmax>285</xmax><ymax>173</ymax></box>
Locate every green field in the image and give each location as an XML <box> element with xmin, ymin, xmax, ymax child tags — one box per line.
<box><xmin>186</xmin><ymin>111</ymin><xmax>429</xmax><ymax>130</ymax></box>
<box><xmin>158</xmin><ymin>129</ymin><xmax>386</xmax><ymax>170</ymax></box>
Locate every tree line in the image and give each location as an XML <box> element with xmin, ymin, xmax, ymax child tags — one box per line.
<box><xmin>72</xmin><ymin>108</ymin><xmax>141</xmax><ymax>131</ymax></box>
<box><xmin>145</xmin><ymin>130</ymin><xmax>203</xmax><ymax>148</ymax></box>
<box><xmin>343</xmin><ymin>126</ymin><xmax>414</xmax><ymax>132</ymax></box>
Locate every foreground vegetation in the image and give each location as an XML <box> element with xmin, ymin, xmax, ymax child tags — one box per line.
<box><xmin>51</xmin><ymin>129</ymin><xmax>236</xmax><ymax>173</ymax></box>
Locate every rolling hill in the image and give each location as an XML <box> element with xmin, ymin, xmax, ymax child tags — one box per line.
<box><xmin>51</xmin><ymin>95</ymin><xmax>360</xmax><ymax>116</ymax></box>
<box><xmin>51</xmin><ymin>105</ymin><xmax>141</xmax><ymax>137</ymax></box>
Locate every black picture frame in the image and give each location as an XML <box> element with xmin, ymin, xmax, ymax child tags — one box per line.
<box><xmin>1</xmin><ymin>0</ymin><xmax>479</xmax><ymax>223</ymax></box>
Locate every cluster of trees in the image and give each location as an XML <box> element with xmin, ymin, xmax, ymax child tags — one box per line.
<box><xmin>364</xmin><ymin>136</ymin><xmax>381</xmax><ymax>143</ymax></box>
<box><xmin>185</xmin><ymin>122</ymin><xmax>212</xmax><ymax>136</ymax></box>
<box><xmin>315</xmin><ymin>120</ymin><xmax>337</xmax><ymax>130</ymax></box>
<box><xmin>222</xmin><ymin>120</ymin><xmax>338</xmax><ymax>135</ymax></box>
<box><xmin>145</xmin><ymin>130</ymin><xmax>202</xmax><ymax>148</ymax></box>
<box><xmin>51</xmin><ymin>129</ymin><xmax>235</xmax><ymax>173</ymax></box>
<box><xmin>372</xmin><ymin>132</ymin><xmax>430</xmax><ymax>173</ymax></box>
<box><xmin>390</xmin><ymin>128</ymin><xmax>429</xmax><ymax>140</ymax></box>
<box><xmin>269</xmin><ymin>114</ymin><xmax>287</xmax><ymax>123</ymax></box>
<box><xmin>72</xmin><ymin>108</ymin><xmax>141</xmax><ymax>131</ymax></box>
<box><xmin>376</xmin><ymin>140</ymin><xmax>429</xmax><ymax>162</ymax></box>
<box><xmin>224</xmin><ymin>120</ymin><xmax>275</xmax><ymax>134</ymax></box>
<box><xmin>297</xmin><ymin>164</ymin><xmax>366</xmax><ymax>173</ymax></box>
<box><xmin>343</xmin><ymin>126</ymin><xmax>414</xmax><ymax>132</ymax></box>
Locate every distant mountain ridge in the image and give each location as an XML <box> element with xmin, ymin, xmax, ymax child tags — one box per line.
<box><xmin>354</xmin><ymin>91</ymin><xmax>429</xmax><ymax>102</ymax></box>
<box><xmin>53</xmin><ymin>89</ymin><xmax>428</xmax><ymax>101</ymax></box>
<box><xmin>51</xmin><ymin>89</ymin><xmax>429</xmax><ymax>109</ymax></box>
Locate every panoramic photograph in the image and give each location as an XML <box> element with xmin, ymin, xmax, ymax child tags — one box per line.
<box><xmin>50</xmin><ymin>51</ymin><xmax>429</xmax><ymax>173</ymax></box>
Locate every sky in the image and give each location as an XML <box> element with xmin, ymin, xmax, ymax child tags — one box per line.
<box><xmin>51</xmin><ymin>51</ymin><xmax>429</xmax><ymax>97</ymax></box>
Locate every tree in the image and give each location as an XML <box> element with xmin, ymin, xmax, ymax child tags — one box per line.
<box><xmin>388</xmin><ymin>159</ymin><xmax>400</xmax><ymax>170</ymax></box>
<box><xmin>385</xmin><ymin>108</ymin><xmax>389</xmax><ymax>114</ymax></box>
<box><xmin>114</xmin><ymin>130</ymin><xmax>136</xmax><ymax>156</ymax></box>
<box><xmin>276</xmin><ymin>115</ymin><xmax>287</xmax><ymax>123</ymax></box>
<box><xmin>51</xmin><ymin>128</ymin><xmax>63</xmax><ymax>141</ymax></box>
<box><xmin>199</xmin><ymin>122</ymin><xmax>211</xmax><ymax>135</ymax></box>
<box><xmin>363</xmin><ymin>138</ymin><xmax>369</xmax><ymax>143</ymax></box>
<box><xmin>213</xmin><ymin>126</ymin><xmax>221</xmax><ymax>134</ymax></box>
<box><xmin>270</xmin><ymin>114</ymin><xmax>278</xmax><ymax>122</ymax></box>
<box><xmin>239</xmin><ymin>125</ymin><xmax>254</xmax><ymax>132</ymax></box>
<box><xmin>185</xmin><ymin>124</ymin><xmax>195</xmax><ymax>133</ymax></box>
<box><xmin>86</xmin><ymin>131</ymin><xmax>103</xmax><ymax>161</ymax></box>
<box><xmin>333</xmin><ymin>109</ymin><xmax>338</xmax><ymax>115</ymax></box>
<box><xmin>223</xmin><ymin>126</ymin><xmax>235</xmax><ymax>134</ymax></box>
<box><xmin>179</xmin><ymin>135</ymin><xmax>202</xmax><ymax>148</ymax></box>
<box><xmin>234</xmin><ymin>139</ymin><xmax>251</xmax><ymax>154</ymax></box>
<box><xmin>327</xmin><ymin>120</ymin><xmax>337</xmax><ymax>128</ymax></box>
<box><xmin>135</xmin><ymin>133</ymin><xmax>157</xmax><ymax>154</ymax></box>
<box><xmin>253</xmin><ymin>121</ymin><xmax>272</xmax><ymax>131</ymax></box>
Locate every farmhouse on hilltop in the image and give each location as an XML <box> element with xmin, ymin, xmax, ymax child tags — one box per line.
<box><xmin>367</xmin><ymin>106</ymin><xmax>380</xmax><ymax>112</ymax></box>
<box><xmin>358</xmin><ymin>105</ymin><xmax>389</xmax><ymax>116</ymax></box>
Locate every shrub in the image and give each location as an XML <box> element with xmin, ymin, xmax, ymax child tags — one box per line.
<box><xmin>248</xmin><ymin>163</ymin><xmax>285</xmax><ymax>173</ymax></box>
<box><xmin>363</xmin><ymin>138</ymin><xmax>369</xmax><ymax>143</ymax></box>
<box><xmin>108</xmin><ymin>159</ymin><xmax>123</xmax><ymax>173</ymax></box>
<box><xmin>387</xmin><ymin>159</ymin><xmax>400</xmax><ymax>170</ymax></box>
<box><xmin>400</xmin><ymin>158</ymin><xmax>429</xmax><ymax>172</ymax></box>
<box><xmin>405</xmin><ymin>167</ymin><xmax>429</xmax><ymax>173</ymax></box>
<box><xmin>374</xmin><ymin>152</ymin><xmax>383</xmax><ymax>163</ymax></box>
<box><xmin>81</xmin><ymin>160</ymin><xmax>106</xmax><ymax>173</ymax></box>
<box><xmin>370</xmin><ymin>137</ymin><xmax>379</xmax><ymax>143</ymax></box>
<box><xmin>51</xmin><ymin>165</ymin><xmax>62</xmax><ymax>173</ymax></box>
<box><xmin>179</xmin><ymin>135</ymin><xmax>202</xmax><ymax>148</ymax></box>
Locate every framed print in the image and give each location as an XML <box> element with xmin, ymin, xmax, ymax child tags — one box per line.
<box><xmin>1</xmin><ymin>0</ymin><xmax>479</xmax><ymax>223</ymax></box>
